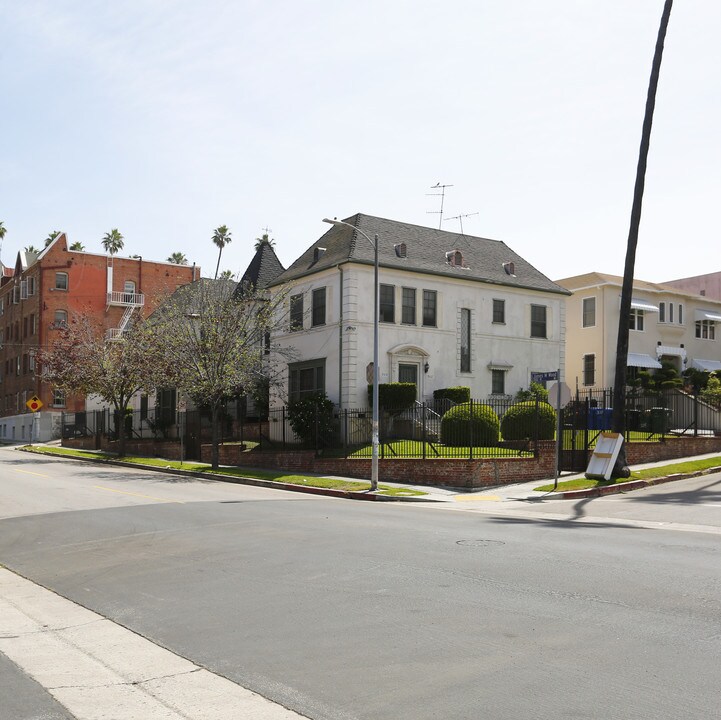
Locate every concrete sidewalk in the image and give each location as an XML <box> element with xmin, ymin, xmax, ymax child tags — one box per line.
<box><xmin>376</xmin><ymin>452</ymin><xmax>721</xmax><ymax>504</ymax></box>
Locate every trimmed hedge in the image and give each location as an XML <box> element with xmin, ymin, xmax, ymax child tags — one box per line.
<box><xmin>501</xmin><ymin>401</ymin><xmax>556</xmax><ymax>441</ymax></box>
<box><xmin>433</xmin><ymin>386</ymin><xmax>471</xmax><ymax>404</ymax></box>
<box><xmin>440</xmin><ymin>402</ymin><xmax>500</xmax><ymax>447</ymax></box>
<box><xmin>367</xmin><ymin>383</ymin><xmax>417</xmax><ymax>411</ymax></box>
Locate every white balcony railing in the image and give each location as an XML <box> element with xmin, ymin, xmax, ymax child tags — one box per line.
<box><xmin>107</xmin><ymin>291</ymin><xmax>145</xmax><ymax>307</ymax></box>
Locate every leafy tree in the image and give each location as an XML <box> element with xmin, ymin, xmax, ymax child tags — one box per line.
<box><xmin>45</xmin><ymin>231</ymin><xmax>61</xmax><ymax>246</ymax></box>
<box><xmin>167</xmin><ymin>252</ymin><xmax>188</xmax><ymax>265</ymax></box>
<box><xmin>102</xmin><ymin>228</ymin><xmax>124</xmax><ymax>256</ymax></box>
<box><xmin>212</xmin><ymin>225</ymin><xmax>232</xmax><ymax>279</ymax></box>
<box><xmin>24</xmin><ymin>245</ymin><xmax>40</xmax><ymax>254</ymax></box>
<box><xmin>254</xmin><ymin>232</ymin><xmax>276</xmax><ymax>251</ymax></box>
<box><xmin>151</xmin><ymin>278</ymin><xmax>290</xmax><ymax>469</ymax></box>
<box><xmin>700</xmin><ymin>373</ymin><xmax>721</xmax><ymax>409</ymax></box>
<box><xmin>218</xmin><ymin>269</ymin><xmax>234</xmax><ymax>280</ymax></box>
<box><xmin>514</xmin><ymin>381</ymin><xmax>549</xmax><ymax>403</ymax></box>
<box><xmin>38</xmin><ymin>314</ymin><xmax>164</xmax><ymax>456</ymax></box>
<box><xmin>0</xmin><ymin>221</ymin><xmax>6</xmax><ymax>242</ymax></box>
<box><xmin>69</xmin><ymin>241</ymin><xmax>85</xmax><ymax>251</ymax></box>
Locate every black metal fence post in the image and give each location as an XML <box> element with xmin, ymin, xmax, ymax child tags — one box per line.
<box><xmin>422</xmin><ymin>402</ymin><xmax>427</xmax><ymax>461</ymax></box>
<box><xmin>469</xmin><ymin>398</ymin><xmax>474</xmax><ymax>460</ymax></box>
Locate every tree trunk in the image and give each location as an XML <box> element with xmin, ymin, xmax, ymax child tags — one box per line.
<box><xmin>611</xmin><ymin>0</ymin><xmax>673</xmax><ymax>478</ymax></box>
<box><xmin>211</xmin><ymin>402</ymin><xmax>220</xmax><ymax>470</ymax></box>
<box><xmin>116</xmin><ymin>402</ymin><xmax>127</xmax><ymax>457</ymax></box>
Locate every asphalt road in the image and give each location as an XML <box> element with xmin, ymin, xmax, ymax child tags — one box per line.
<box><xmin>1</xmin><ymin>446</ymin><xmax>720</xmax><ymax>719</ymax></box>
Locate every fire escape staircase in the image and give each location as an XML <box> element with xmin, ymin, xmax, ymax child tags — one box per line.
<box><xmin>106</xmin><ymin>291</ymin><xmax>145</xmax><ymax>340</ymax></box>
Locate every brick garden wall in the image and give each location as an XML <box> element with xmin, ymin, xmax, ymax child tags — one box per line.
<box><xmin>61</xmin><ymin>435</ymin><xmax>721</xmax><ymax>488</ymax></box>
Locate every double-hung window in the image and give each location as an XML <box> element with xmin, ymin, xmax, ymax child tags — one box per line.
<box><xmin>380</xmin><ymin>284</ymin><xmax>395</xmax><ymax>323</ymax></box>
<box><xmin>311</xmin><ymin>288</ymin><xmax>326</xmax><ymax>327</ymax></box>
<box><xmin>289</xmin><ymin>359</ymin><xmax>326</xmax><ymax>402</ymax></box>
<box><xmin>582</xmin><ymin>297</ymin><xmax>596</xmax><ymax>328</ymax></box>
<box><xmin>401</xmin><ymin>288</ymin><xmax>416</xmax><ymax>325</ymax></box>
<box><xmin>55</xmin><ymin>272</ymin><xmax>68</xmax><ymax>291</ymax></box>
<box><xmin>491</xmin><ymin>369</ymin><xmax>505</xmax><ymax>395</ymax></box>
<box><xmin>531</xmin><ymin>305</ymin><xmax>547</xmax><ymax>338</ymax></box>
<box><xmin>492</xmin><ymin>299</ymin><xmax>505</xmax><ymax>324</ymax></box>
<box><xmin>629</xmin><ymin>309</ymin><xmax>644</xmax><ymax>331</ymax></box>
<box><xmin>290</xmin><ymin>293</ymin><xmax>304</xmax><ymax>331</ymax></box>
<box><xmin>422</xmin><ymin>290</ymin><xmax>437</xmax><ymax>327</ymax></box>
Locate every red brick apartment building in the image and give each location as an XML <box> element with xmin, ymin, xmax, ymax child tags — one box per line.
<box><xmin>0</xmin><ymin>233</ymin><xmax>199</xmax><ymax>441</ymax></box>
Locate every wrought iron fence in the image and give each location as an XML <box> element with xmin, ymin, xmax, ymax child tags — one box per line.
<box><xmin>262</xmin><ymin>397</ymin><xmax>543</xmax><ymax>459</ymax></box>
<box><xmin>60</xmin><ymin>388</ymin><xmax>721</xmax><ymax>463</ymax></box>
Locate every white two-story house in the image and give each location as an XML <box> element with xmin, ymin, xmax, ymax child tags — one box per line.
<box><xmin>557</xmin><ymin>272</ymin><xmax>721</xmax><ymax>389</ymax></box>
<box><xmin>268</xmin><ymin>213</ymin><xmax>570</xmax><ymax>408</ymax></box>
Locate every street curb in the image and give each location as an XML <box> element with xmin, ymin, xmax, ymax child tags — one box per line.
<box><xmin>550</xmin><ymin>465</ymin><xmax>721</xmax><ymax>499</ymax></box>
<box><xmin>15</xmin><ymin>447</ymin><xmax>435</xmax><ymax>502</ymax></box>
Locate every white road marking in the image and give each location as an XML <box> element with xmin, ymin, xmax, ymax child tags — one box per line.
<box><xmin>0</xmin><ymin>568</ymin><xmax>308</xmax><ymax>719</ymax></box>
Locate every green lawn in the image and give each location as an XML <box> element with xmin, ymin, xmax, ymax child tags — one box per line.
<box><xmin>19</xmin><ymin>445</ymin><xmax>426</xmax><ymax>497</ymax></box>
<box><xmin>535</xmin><ymin>455</ymin><xmax>721</xmax><ymax>493</ymax></box>
<box><xmin>334</xmin><ymin>440</ymin><xmax>533</xmax><ymax>459</ymax></box>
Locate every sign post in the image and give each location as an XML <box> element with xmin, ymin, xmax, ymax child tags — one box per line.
<box><xmin>547</xmin><ymin>377</ymin><xmax>571</xmax><ymax>490</ymax></box>
<box><xmin>26</xmin><ymin>396</ymin><xmax>43</xmax><ymax>444</ymax></box>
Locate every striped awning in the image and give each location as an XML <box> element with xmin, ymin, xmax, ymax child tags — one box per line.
<box><xmin>627</xmin><ymin>353</ymin><xmax>662</xmax><ymax>369</ymax></box>
<box><xmin>690</xmin><ymin>358</ymin><xmax>721</xmax><ymax>372</ymax></box>
<box><xmin>630</xmin><ymin>298</ymin><xmax>659</xmax><ymax>313</ymax></box>
<box><xmin>487</xmin><ymin>360</ymin><xmax>513</xmax><ymax>371</ymax></box>
<box><xmin>694</xmin><ymin>309</ymin><xmax>721</xmax><ymax>322</ymax></box>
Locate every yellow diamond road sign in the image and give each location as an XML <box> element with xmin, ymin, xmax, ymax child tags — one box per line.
<box><xmin>26</xmin><ymin>396</ymin><xmax>43</xmax><ymax>412</ymax></box>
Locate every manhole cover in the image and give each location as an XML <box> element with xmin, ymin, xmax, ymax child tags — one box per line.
<box><xmin>456</xmin><ymin>539</ymin><xmax>505</xmax><ymax>547</ymax></box>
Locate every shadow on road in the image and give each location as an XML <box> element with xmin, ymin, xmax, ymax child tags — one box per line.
<box><xmin>626</xmin><ymin>477</ymin><xmax>721</xmax><ymax>506</ymax></box>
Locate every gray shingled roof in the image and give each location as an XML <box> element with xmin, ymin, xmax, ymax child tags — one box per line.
<box><xmin>269</xmin><ymin>213</ymin><xmax>570</xmax><ymax>295</ymax></box>
<box><xmin>240</xmin><ymin>241</ymin><xmax>285</xmax><ymax>289</ymax></box>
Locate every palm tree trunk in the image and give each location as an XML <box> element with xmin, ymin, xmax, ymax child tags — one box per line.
<box><xmin>611</xmin><ymin>0</ymin><xmax>673</xmax><ymax>477</ymax></box>
<box><xmin>214</xmin><ymin>249</ymin><xmax>223</xmax><ymax>280</ymax></box>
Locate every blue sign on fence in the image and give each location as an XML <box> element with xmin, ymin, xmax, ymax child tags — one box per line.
<box><xmin>531</xmin><ymin>371</ymin><xmax>559</xmax><ymax>384</ymax></box>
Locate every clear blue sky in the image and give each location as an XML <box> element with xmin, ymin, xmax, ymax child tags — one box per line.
<box><xmin>1</xmin><ymin>1</ymin><xmax>718</xmax><ymax>284</ymax></box>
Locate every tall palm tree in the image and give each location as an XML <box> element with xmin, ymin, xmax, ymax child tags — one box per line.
<box><xmin>0</xmin><ymin>221</ymin><xmax>6</xmax><ymax>243</ymax></box>
<box><xmin>167</xmin><ymin>251</ymin><xmax>188</xmax><ymax>265</ymax></box>
<box><xmin>102</xmin><ymin>228</ymin><xmax>124</xmax><ymax>256</ymax></box>
<box><xmin>212</xmin><ymin>225</ymin><xmax>231</xmax><ymax>279</ymax></box>
<box><xmin>69</xmin><ymin>241</ymin><xmax>85</xmax><ymax>251</ymax></box>
<box><xmin>611</xmin><ymin>0</ymin><xmax>673</xmax><ymax>477</ymax></box>
<box><xmin>45</xmin><ymin>231</ymin><xmax>61</xmax><ymax>246</ymax></box>
<box><xmin>254</xmin><ymin>232</ymin><xmax>276</xmax><ymax>251</ymax></box>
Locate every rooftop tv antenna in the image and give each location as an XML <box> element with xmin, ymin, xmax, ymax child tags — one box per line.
<box><xmin>426</xmin><ymin>182</ymin><xmax>453</xmax><ymax>229</ymax></box>
<box><xmin>445</xmin><ymin>212</ymin><xmax>479</xmax><ymax>234</ymax></box>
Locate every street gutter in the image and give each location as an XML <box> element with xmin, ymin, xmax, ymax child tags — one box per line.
<box><xmin>549</xmin><ymin>466</ymin><xmax>721</xmax><ymax>500</ymax></box>
<box><xmin>16</xmin><ymin>447</ymin><xmax>434</xmax><ymax>503</ymax></box>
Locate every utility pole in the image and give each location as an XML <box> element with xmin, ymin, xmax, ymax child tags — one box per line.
<box><xmin>612</xmin><ymin>0</ymin><xmax>673</xmax><ymax>477</ymax></box>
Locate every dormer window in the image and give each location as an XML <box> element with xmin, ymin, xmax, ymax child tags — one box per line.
<box><xmin>395</xmin><ymin>243</ymin><xmax>407</xmax><ymax>258</ymax></box>
<box><xmin>313</xmin><ymin>247</ymin><xmax>326</xmax><ymax>263</ymax></box>
<box><xmin>503</xmin><ymin>261</ymin><xmax>516</xmax><ymax>276</ymax></box>
<box><xmin>446</xmin><ymin>250</ymin><xmax>463</xmax><ymax>267</ymax></box>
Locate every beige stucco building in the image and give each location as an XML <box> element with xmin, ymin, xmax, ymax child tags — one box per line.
<box><xmin>556</xmin><ymin>272</ymin><xmax>721</xmax><ymax>390</ymax></box>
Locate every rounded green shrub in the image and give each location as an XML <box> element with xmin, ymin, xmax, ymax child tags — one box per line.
<box><xmin>440</xmin><ymin>402</ymin><xmax>500</xmax><ymax>447</ymax></box>
<box><xmin>501</xmin><ymin>401</ymin><xmax>556</xmax><ymax>441</ymax></box>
